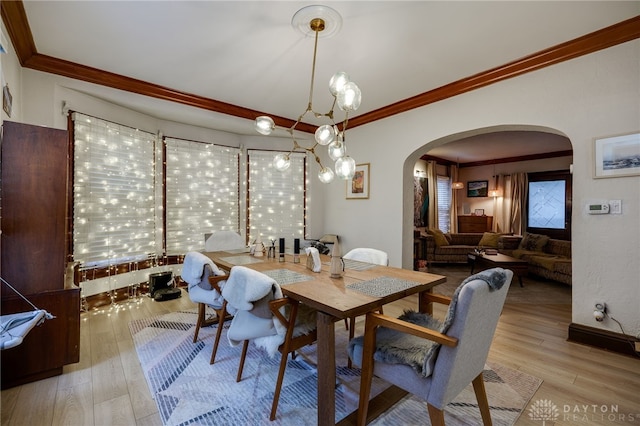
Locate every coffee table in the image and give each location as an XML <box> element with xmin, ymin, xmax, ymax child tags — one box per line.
<box><xmin>468</xmin><ymin>252</ymin><xmax>527</xmax><ymax>287</ymax></box>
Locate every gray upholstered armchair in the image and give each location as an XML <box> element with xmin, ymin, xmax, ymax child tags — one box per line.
<box><xmin>348</xmin><ymin>268</ymin><xmax>513</xmax><ymax>425</ymax></box>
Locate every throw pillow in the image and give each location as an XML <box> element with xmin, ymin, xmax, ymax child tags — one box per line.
<box><xmin>478</xmin><ymin>232</ymin><xmax>501</xmax><ymax>248</ymax></box>
<box><xmin>427</xmin><ymin>228</ymin><xmax>450</xmax><ymax>247</ymax></box>
<box><xmin>519</xmin><ymin>233</ymin><xmax>550</xmax><ymax>252</ymax></box>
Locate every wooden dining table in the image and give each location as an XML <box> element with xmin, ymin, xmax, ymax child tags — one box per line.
<box><xmin>204</xmin><ymin>250</ymin><xmax>446</xmax><ymax>425</ymax></box>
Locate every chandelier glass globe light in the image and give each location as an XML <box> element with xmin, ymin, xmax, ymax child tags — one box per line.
<box><xmin>254</xmin><ymin>5</ymin><xmax>361</xmax><ymax>183</ymax></box>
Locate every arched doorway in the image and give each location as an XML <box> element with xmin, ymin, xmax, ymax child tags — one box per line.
<box><xmin>402</xmin><ymin>125</ymin><xmax>573</xmax><ymax>270</ymax></box>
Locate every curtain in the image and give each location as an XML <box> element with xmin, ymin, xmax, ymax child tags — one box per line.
<box><xmin>426</xmin><ymin>161</ymin><xmax>438</xmax><ymax>229</ymax></box>
<box><xmin>494</xmin><ymin>173</ymin><xmax>527</xmax><ymax>235</ymax></box>
<box><xmin>165</xmin><ymin>137</ymin><xmax>241</xmax><ymax>254</ymax></box>
<box><xmin>450</xmin><ymin>164</ymin><xmax>460</xmax><ymax>233</ymax></box>
<box><xmin>509</xmin><ymin>173</ymin><xmax>528</xmax><ymax>235</ymax></box>
<box><xmin>73</xmin><ymin>112</ymin><xmax>157</xmax><ymax>267</ymax></box>
<box><xmin>247</xmin><ymin>150</ymin><xmax>306</xmax><ymax>245</ymax></box>
<box><xmin>494</xmin><ymin>174</ymin><xmax>508</xmax><ymax>232</ymax></box>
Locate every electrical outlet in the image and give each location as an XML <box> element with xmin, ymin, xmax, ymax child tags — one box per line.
<box><xmin>594</xmin><ymin>302</ymin><xmax>606</xmax><ymax>322</ymax></box>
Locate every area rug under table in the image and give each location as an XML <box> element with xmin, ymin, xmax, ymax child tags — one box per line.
<box><xmin>129</xmin><ymin>310</ymin><xmax>541</xmax><ymax>425</ymax></box>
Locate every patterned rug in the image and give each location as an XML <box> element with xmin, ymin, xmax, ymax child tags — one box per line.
<box><xmin>130</xmin><ymin>310</ymin><xmax>542</xmax><ymax>425</ymax></box>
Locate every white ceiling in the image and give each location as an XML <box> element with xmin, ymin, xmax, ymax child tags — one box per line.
<box><xmin>18</xmin><ymin>1</ymin><xmax>640</xmax><ymax>162</ymax></box>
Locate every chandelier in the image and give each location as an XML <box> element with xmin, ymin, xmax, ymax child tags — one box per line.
<box><xmin>254</xmin><ymin>5</ymin><xmax>361</xmax><ymax>184</ymax></box>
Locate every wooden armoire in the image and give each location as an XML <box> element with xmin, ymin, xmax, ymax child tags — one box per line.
<box><xmin>1</xmin><ymin>121</ymin><xmax>80</xmax><ymax>389</ymax></box>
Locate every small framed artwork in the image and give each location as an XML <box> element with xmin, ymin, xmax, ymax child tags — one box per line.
<box><xmin>346</xmin><ymin>163</ymin><xmax>370</xmax><ymax>199</ymax></box>
<box><xmin>593</xmin><ymin>132</ymin><xmax>640</xmax><ymax>178</ymax></box>
<box><xmin>467</xmin><ymin>180</ymin><xmax>488</xmax><ymax>197</ymax></box>
<box><xmin>474</xmin><ymin>209</ymin><xmax>485</xmax><ymax>216</ymax></box>
<box><xmin>2</xmin><ymin>84</ymin><xmax>12</xmax><ymax>117</ymax></box>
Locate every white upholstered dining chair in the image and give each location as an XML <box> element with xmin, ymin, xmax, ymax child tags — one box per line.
<box><xmin>342</xmin><ymin>247</ymin><xmax>389</xmax><ymax>367</ymax></box>
<box><xmin>343</xmin><ymin>247</ymin><xmax>389</xmax><ymax>266</ymax></box>
<box><xmin>181</xmin><ymin>251</ymin><xmax>231</xmax><ymax>364</ymax></box>
<box><xmin>204</xmin><ymin>230</ymin><xmax>245</xmax><ymax>252</ymax></box>
<box><xmin>348</xmin><ymin>268</ymin><xmax>513</xmax><ymax>425</ymax></box>
<box><xmin>222</xmin><ymin>265</ymin><xmax>317</xmax><ymax>421</ymax></box>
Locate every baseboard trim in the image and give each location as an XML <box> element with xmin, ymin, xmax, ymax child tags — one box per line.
<box><xmin>568</xmin><ymin>323</ymin><xmax>640</xmax><ymax>357</ymax></box>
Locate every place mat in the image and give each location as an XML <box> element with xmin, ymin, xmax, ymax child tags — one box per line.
<box><xmin>343</xmin><ymin>259</ymin><xmax>378</xmax><ymax>271</ymax></box>
<box><xmin>223</xmin><ymin>248</ymin><xmax>250</xmax><ymax>254</ymax></box>
<box><xmin>263</xmin><ymin>269</ymin><xmax>314</xmax><ymax>286</ymax></box>
<box><xmin>218</xmin><ymin>255</ymin><xmax>264</xmax><ymax>265</ymax></box>
<box><xmin>347</xmin><ymin>276</ymin><xmax>422</xmax><ymax>298</ymax></box>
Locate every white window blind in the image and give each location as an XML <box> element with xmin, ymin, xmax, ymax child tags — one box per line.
<box><xmin>247</xmin><ymin>150</ymin><xmax>306</xmax><ymax>245</ymax></box>
<box><xmin>437</xmin><ymin>175</ymin><xmax>452</xmax><ymax>233</ymax></box>
<box><xmin>165</xmin><ymin>137</ymin><xmax>240</xmax><ymax>254</ymax></box>
<box><xmin>73</xmin><ymin>112</ymin><xmax>157</xmax><ymax>267</ymax></box>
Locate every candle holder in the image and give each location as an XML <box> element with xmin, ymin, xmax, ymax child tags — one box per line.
<box><xmin>294</xmin><ymin>238</ymin><xmax>300</xmax><ymax>263</ymax></box>
<box><xmin>268</xmin><ymin>239</ymin><xmax>276</xmax><ymax>259</ymax></box>
<box><xmin>279</xmin><ymin>238</ymin><xmax>286</xmax><ymax>262</ymax></box>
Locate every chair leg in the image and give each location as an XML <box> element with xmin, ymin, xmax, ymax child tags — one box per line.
<box><xmin>193</xmin><ymin>303</ymin><xmax>206</xmax><ymax>343</ymax></box>
<box><xmin>472</xmin><ymin>373</ymin><xmax>493</xmax><ymax>425</ymax></box>
<box><xmin>427</xmin><ymin>404</ymin><xmax>446</xmax><ymax>426</ymax></box>
<box><xmin>269</xmin><ymin>344</ymin><xmax>293</xmax><ymax>420</ymax></box>
<box><xmin>236</xmin><ymin>340</ymin><xmax>249</xmax><ymax>382</ymax></box>
<box><xmin>209</xmin><ymin>306</ymin><xmax>227</xmax><ymax>365</ymax></box>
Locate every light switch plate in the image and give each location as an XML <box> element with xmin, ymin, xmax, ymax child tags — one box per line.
<box><xmin>609</xmin><ymin>200</ymin><xmax>622</xmax><ymax>214</ymax></box>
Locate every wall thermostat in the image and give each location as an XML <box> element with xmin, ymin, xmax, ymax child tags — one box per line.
<box><xmin>588</xmin><ymin>203</ymin><xmax>610</xmax><ymax>214</ymax></box>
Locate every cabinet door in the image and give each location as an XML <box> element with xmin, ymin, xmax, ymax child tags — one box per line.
<box><xmin>1</xmin><ymin>121</ymin><xmax>68</xmax><ymax>294</ymax></box>
<box><xmin>1</xmin><ymin>121</ymin><xmax>79</xmax><ymax>389</ymax></box>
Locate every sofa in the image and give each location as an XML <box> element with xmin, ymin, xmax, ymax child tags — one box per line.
<box><xmin>508</xmin><ymin>234</ymin><xmax>572</xmax><ymax>286</ymax></box>
<box><xmin>416</xmin><ymin>229</ymin><xmax>572</xmax><ymax>285</ymax></box>
<box><xmin>416</xmin><ymin>229</ymin><xmax>510</xmax><ymax>264</ymax></box>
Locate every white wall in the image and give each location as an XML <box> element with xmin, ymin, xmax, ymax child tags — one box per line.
<box><xmin>325</xmin><ymin>40</ymin><xmax>640</xmax><ymax>336</ymax></box>
<box><xmin>7</xmin><ymin>28</ymin><xmax>639</xmax><ymax>336</ymax></box>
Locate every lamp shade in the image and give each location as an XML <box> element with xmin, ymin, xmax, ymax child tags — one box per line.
<box><xmin>452</xmin><ymin>181</ymin><xmax>464</xmax><ymax>190</ymax></box>
<box><xmin>328</xmin><ymin>139</ymin><xmax>346</xmax><ymax>160</ymax></box>
<box><xmin>315</xmin><ymin>124</ymin><xmax>336</xmax><ymax>146</ymax></box>
<box><xmin>273</xmin><ymin>153</ymin><xmax>291</xmax><ymax>171</ymax></box>
<box><xmin>335</xmin><ymin>155</ymin><xmax>356</xmax><ymax>180</ymax></box>
<box><xmin>337</xmin><ymin>81</ymin><xmax>361</xmax><ymax>111</ymax></box>
<box><xmin>318</xmin><ymin>166</ymin><xmax>335</xmax><ymax>183</ymax></box>
<box><xmin>255</xmin><ymin>116</ymin><xmax>275</xmax><ymax>135</ymax></box>
<box><xmin>329</xmin><ymin>71</ymin><xmax>350</xmax><ymax>96</ymax></box>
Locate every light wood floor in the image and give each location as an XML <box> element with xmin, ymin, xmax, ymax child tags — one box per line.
<box><xmin>2</xmin><ymin>279</ymin><xmax>639</xmax><ymax>425</ymax></box>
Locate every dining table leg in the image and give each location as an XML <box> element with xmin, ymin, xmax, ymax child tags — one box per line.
<box><xmin>419</xmin><ymin>288</ymin><xmax>434</xmax><ymax>315</ymax></box>
<box><xmin>316</xmin><ymin>311</ymin><xmax>336</xmax><ymax>426</ymax></box>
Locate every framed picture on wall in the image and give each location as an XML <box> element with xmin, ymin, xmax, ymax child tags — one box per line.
<box><xmin>346</xmin><ymin>163</ymin><xmax>370</xmax><ymax>199</ymax></box>
<box><xmin>467</xmin><ymin>180</ymin><xmax>488</xmax><ymax>197</ymax></box>
<box><xmin>593</xmin><ymin>132</ymin><xmax>640</xmax><ymax>178</ymax></box>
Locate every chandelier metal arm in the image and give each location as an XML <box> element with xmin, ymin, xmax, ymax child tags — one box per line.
<box><xmin>306</xmin><ymin>18</ymin><xmax>323</xmax><ymax>112</ymax></box>
<box><xmin>255</xmin><ymin>5</ymin><xmax>360</xmax><ymax>183</ymax></box>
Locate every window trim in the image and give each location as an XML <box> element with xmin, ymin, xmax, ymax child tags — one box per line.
<box><xmin>526</xmin><ymin>170</ymin><xmax>572</xmax><ymax>240</ymax></box>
